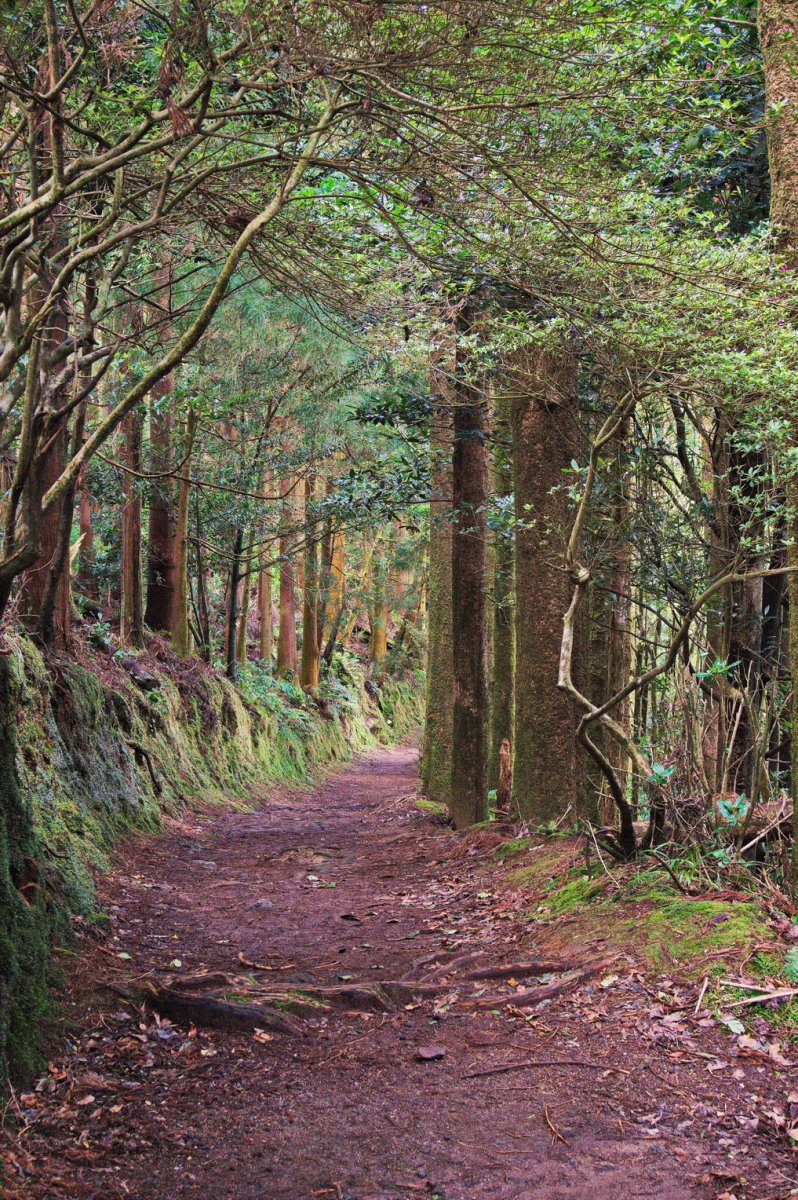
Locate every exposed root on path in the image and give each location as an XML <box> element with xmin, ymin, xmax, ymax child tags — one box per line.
<box><xmin>121</xmin><ymin>955</ymin><xmax>604</xmax><ymax>1032</ymax></box>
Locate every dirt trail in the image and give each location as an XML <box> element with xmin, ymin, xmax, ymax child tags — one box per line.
<box><xmin>6</xmin><ymin>744</ymin><xmax>798</xmax><ymax>1200</ymax></box>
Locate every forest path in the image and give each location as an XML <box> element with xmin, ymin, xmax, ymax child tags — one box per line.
<box><xmin>7</xmin><ymin>744</ymin><xmax>797</xmax><ymax>1199</ymax></box>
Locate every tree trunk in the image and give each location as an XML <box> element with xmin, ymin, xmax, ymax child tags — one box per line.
<box><xmin>509</xmin><ymin>349</ymin><xmax>580</xmax><ymax>822</ymax></box>
<box><xmin>144</xmin><ymin>376</ymin><xmax>177</xmax><ymax>633</ymax></box>
<box><xmin>598</xmin><ymin>423</ymin><xmax>634</xmax><ymax>822</ymax></box>
<box><xmin>759</xmin><ymin>0</ymin><xmax>798</xmax><ymax>873</ymax></box>
<box><xmin>258</xmin><ymin>557</ymin><xmax>273</xmax><ymax>663</ymax></box>
<box><xmin>322</xmin><ymin>529</ymin><xmax>345</xmax><ymax>645</ymax></box>
<box><xmin>39</xmin><ymin>393</ymin><xmax>90</xmax><ymax>648</ymax></box>
<box><xmin>449</xmin><ymin>312</ymin><xmax>489</xmax><ymax>829</ymax></box>
<box><xmin>300</xmin><ymin>475</ymin><xmax>321</xmax><ymax>692</ymax></box>
<box><xmin>172</xmin><ymin>411</ymin><xmax>196</xmax><ymax>658</ymax></box>
<box><xmin>488</xmin><ymin>388</ymin><xmax>515</xmax><ymax>800</ymax></box>
<box><xmin>77</xmin><ymin>471</ymin><xmax>96</xmax><ymax>600</ymax></box>
<box><xmin>237</xmin><ymin>547</ymin><xmax>253</xmax><ymax>665</ymax></box>
<box><xmin>16</xmin><ymin>324</ymin><xmax>72</xmax><ymax>648</ymax></box>
<box><xmin>420</xmin><ymin>338</ymin><xmax>455</xmax><ymax>806</ymax></box>
<box><xmin>226</xmin><ymin>528</ymin><xmax>244</xmax><ymax>682</ymax></box>
<box><xmin>276</xmin><ymin>478</ymin><xmax>299</xmax><ymax>677</ymax></box>
<box><xmin>339</xmin><ymin>539</ymin><xmax>375</xmax><ymax>649</ymax></box>
<box><xmin>369</xmin><ymin>545</ymin><xmax>390</xmax><ymax>674</ymax></box>
<box><xmin>120</xmin><ymin>409</ymin><xmax>144</xmax><ymax>648</ymax></box>
<box><xmin>28</xmin><ymin>417</ymin><xmax>71</xmax><ymax>649</ymax></box>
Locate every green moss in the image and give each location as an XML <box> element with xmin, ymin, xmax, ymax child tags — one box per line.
<box><xmin>497</xmin><ymin>834</ymin><xmax>770</xmax><ymax>981</ymax></box>
<box><xmin>545</xmin><ymin>875</ymin><xmax>606</xmax><ymax>913</ymax></box>
<box><xmin>638</xmin><ymin>897</ymin><xmax>766</xmax><ymax>970</ymax></box>
<box><xmin>0</xmin><ymin>656</ymin><xmax>52</xmax><ymax>1083</ymax></box>
<box><xmin>370</xmin><ymin>674</ymin><xmax>425</xmax><ymax>745</ymax></box>
<box><xmin>494</xmin><ymin>836</ymin><xmax>532</xmax><ymax>860</ymax></box>
<box><xmin>415</xmin><ymin>797</ymin><xmax>448</xmax><ymax>816</ymax></box>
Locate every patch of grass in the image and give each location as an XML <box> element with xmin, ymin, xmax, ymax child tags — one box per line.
<box><xmin>415</xmin><ymin>797</ymin><xmax>448</xmax><ymax>817</ymax></box>
<box><xmin>545</xmin><ymin>875</ymin><xmax>606</xmax><ymax>914</ymax></box>
<box><xmin>712</xmin><ymin>952</ymin><xmax>798</xmax><ymax>1040</ymax></box>
<box><xmin>494</xmin><ymin>836</ymin><xmax>532</xmax><ymax>861</ymax></box>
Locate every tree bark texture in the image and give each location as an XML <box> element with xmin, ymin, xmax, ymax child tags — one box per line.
<box><xmin>420</xmin><ymin>341</ymin><xmax>455</xmax><ymax>806</ymax></box>
<box><xmin>449</xmin><ymin>313</ymin><xmax>489</xmax><ymax>829</ymax></box>
<box><xmin>144</xmin><ymin>376</ymin><xmax>177</xmax><ymax>633</ymax></box>
<box><xmin>509</xmin><ymin>349</ymin><xmax>580</xmax><ymax>822</ymax></box>
<box><xmin>759</xmin><ymin>0</ymin><xmax>798</xmax><ymax>871</ymax></box>
<box><xmin>276</xmin><ymin>479</ymin><xmax>300</xmax><ymax>677</ymax></box>
<box><xmin>488</xmin><ymin>388</ymin><xmax>515</xmax><ymax>798</ymax></box>
<box><xmin>120</xmin><ymin>409</ymin><xmax>144</xmax><ymax>648</ymax></box>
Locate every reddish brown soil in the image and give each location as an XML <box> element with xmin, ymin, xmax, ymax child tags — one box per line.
<box><xmin>4</xmin><ymin>744</ymin><xmax>798</xmax><ymax>1200</ymax></box>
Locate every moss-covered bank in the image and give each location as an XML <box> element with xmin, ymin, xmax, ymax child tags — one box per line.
<box><xmin>0</xmin><ymin>633</ymin><xmax>423</xmax><ymax>1083</ymax></box>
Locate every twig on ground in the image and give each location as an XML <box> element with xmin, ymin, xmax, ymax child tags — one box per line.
<box><xmin>728</xmin><ymin>988</ymin><xmax>798</xmax><ymax>1008</ymax></box>
<box><xmin>544</xmin><ymin>1107</ymin><xmax>570</xmax><ymax>1147</ymax></box>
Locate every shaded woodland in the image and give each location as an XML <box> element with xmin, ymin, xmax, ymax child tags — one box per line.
<box><xmin>4</xmin><ymin>0</ymin><xmax>798</xmax><ymax>1105</ymax></box>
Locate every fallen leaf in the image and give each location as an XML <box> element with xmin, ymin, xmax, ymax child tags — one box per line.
<box><xmin>415</xmin><ymin>1045</ymin><xmax>446</xmax><ymax>1062</ymax></box>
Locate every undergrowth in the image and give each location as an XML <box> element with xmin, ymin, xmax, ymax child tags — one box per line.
<box><xmin>498</xmin><ymin>838</ymin><xmax>774</xmax><ymax>979</ymax></box>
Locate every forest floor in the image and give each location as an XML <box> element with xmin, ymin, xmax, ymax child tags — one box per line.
<box><xmin>3</xmin><ymin>743</ymin><xmax>798</xmax><ymax>1200</ymax></box>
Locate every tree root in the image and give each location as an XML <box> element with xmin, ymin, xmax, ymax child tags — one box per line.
<box><xmin>122</xmin><ymin>956</ymin><xmax>610</xmax><ymax>1034</ymax></box>
<box><xmin>126</xmin><ymin>740</ymin><xmax>162</xmax><ymax>795</ymax></box>
<box><xmin>142</xmin><ymin>983</ymin><xmax>305</xmax><ymax>1034</ymax></box>
<box><xmin>464</xmin><ymin>960</ymin><xmax>582</xmax><ymax>982</ymax></box>
<box><xmin>468</xmin><ymin>961</ymin><xmax>614</xmax><ymax>1009</ymax></box>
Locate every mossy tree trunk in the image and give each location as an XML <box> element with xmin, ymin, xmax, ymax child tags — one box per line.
<box><xmin>449</xmin><ymin>309</ymin><xmax>490</xmax><ymax>829</ymax></box>
<box><xmin>509</xmin><ymin>348</ymin><xmax>580</xmax><ymax>823</ymax></box>
<box><xmin>420</xmin><ymin>336</ymin><xmax>455</xmax><ymax>805</ymax></box>
<box><xmin>488</xmin><ymin>387</ymin><xmax>515</xmax><ymax>800</ymax></box>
